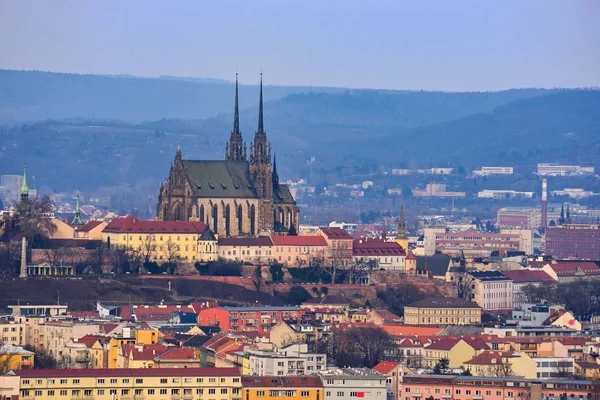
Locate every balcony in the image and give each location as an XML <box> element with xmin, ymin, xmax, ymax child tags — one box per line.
<box><xmin>411</xmin><ymin>394</ymin><xmax>422</xmax><ymax>398</ymax></box>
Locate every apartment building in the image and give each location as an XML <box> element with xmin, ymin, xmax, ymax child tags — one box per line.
<box><xmin>271</xmin><ymin>235</ymin><xmax>328</xmax><ymax>267</ymax></box>
<box><xmin>472</xmin><ymin>166</ymin><xmax>514</xmax><ymax>176</ymax></box>
<box><xmin>546</xmin><ymin>224</ymin><xmax>600</xmax><ymax>260</ymax></box>
<box><xmin>413</xmin><ymin>183</ymin><xmax>466</xmax><ymax>198</ymax></box>
<box><xmin>217</xmin><ymin>236</ymin><xmax>274</xmax><ymax>264</ymax></box>
<box><xmin>246</xmin><ymin>344</ymin><xmax>326</xmax><ymax>376</ymax></box>
<box><xmin>402</xmin><ymin>374</ymin><xmax>596</xmax><ymax>400</ymax></box>
<box><xmin>429</xmin><ymin>229</ymin><xmax>527</xmax><ymax>258</ymax></box>
<box><xmin>423</xmin><ymin>337</ymin><xmax>489</xmax><ymax>368</ymax></box>
<box><xmin>477</xmin><ymin>189</ymin><xmax>534</xmax><ymax>199</ymax></box>
<box><xmin>537</xmin><ymin>163</ymin><xmax>595</xmax><ymax>176</ymax></box>
<box><xmin>241</xmin><ymin>376</ymin><xmax>323</xmax><ymax>400</ymax></box>
<box><xmin>16</xmin><ymin>368</ymin><xmax>242</xmax><ymax>400</ymax></box>
<box><xmin>403</xmin><ymin>296</ymin><xmax>482</xmax><ymax>326</ymax></box>
<box><xmin>372</xmin><ymin>361</ymin><xmax>414</xmax><ymax>400</ymax></box>
<box><xmin>198</xmin><ymin>306</ymin><xmax>305</xmax><ymax>334</ymax></box>
<box><xmin>319</xmin><ymin>368</ymin><xmax>386</xmax><ymax>400</ymax></box>
<box><xmin>352</xmin><ymin>238</ymin><xmax>407</xmax><ymax>272</ymax></box>
<box><xmin>497</xmin><ymin>207</ymin><xmax>542</xmax><ymax>229</ymax></box>
<box><xmin>38</xmin><ymin>321</ymin><xmax>101</xmax><ymax>361</ymax></box>
<box><xmin>469</xmin><ymin>271</ymin><xmax>514</xmax><ymax>310</ymax></box>
<box><xmin>318</xmin><ymin>228</ymin><xmax>354</xmax><ymax>268</ymax></box>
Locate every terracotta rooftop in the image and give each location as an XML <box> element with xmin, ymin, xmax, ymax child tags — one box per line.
<box><xmin>319</xmin><ymin>228</ymin><xmax>352</xmax><ymax>239</ymax></box>
<box><xmin>154</xmin><ymin>347</ymin><xmax>198</xmax><ymax>361</ymax></box>
<box><xmin>372</xmin><ymin>360</ymin><xmax>401</xmax><ymax>375</ymax></box>
<box><xmin>464</xmin><ymin>350</ymin><xmax>513</xmax><ymax>365</ymax></box>
<box><xmin>501</xmin><ymin>269</ymin><xmax>555</xmax><ymax>283</ymax></box>
<box><xmin>76</xmin><ymin>220</ymin><xmax>104</xmax><ymax>232</ymax></box>
<box><xmin>103</xmin><ymin>215</ymin><xmax>206</xmax><ymax>234</ymax></box>
<box><xmin>353</xmin><ymin>238</ymin><xmax>406</xmax><ymax>256</ymax></box>
<box><xmin>547</xmin><ymin>261</ymin><xmax>600</xmax><ymax>276</ymax></box>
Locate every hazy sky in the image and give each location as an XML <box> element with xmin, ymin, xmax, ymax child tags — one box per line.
<box><xmin>1</xmin><ymin>0</ymin><xmax>599</xmax><ymax>91</ymax></box>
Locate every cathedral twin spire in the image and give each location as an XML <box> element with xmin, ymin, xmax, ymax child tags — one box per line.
<box><xmin>225</xmin><ymin>73</ymin><xmax>271</xmax><ymax>166</ymax></box>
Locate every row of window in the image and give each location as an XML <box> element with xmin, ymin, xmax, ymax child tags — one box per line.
<box><xmin>23</xmin><ymin>377</ymin><xmax>240</xmax><ymax>385</ymax></box>
<box><xmin>406</xmin><ymin>387</ymin><xmax>522</xmax><ymax>396</ymax></box>
<box><xmin>255</xmin><ymin>390</ymin><xmax>313</xmax><ymax>397</ymax></box>
<box><xmin>123</xmin><ymin>235</ymin><xmax>197</xmax><ymax>242</ymax></box>
<box><xmin>22</xmin><ymin>388</ymin><xmax>239</xmax><ymax>396</ymax></box>
<box><xmin>324</xmin><ymin>391</ymin><xmax>382</xmax><ymax>397</ymax></box>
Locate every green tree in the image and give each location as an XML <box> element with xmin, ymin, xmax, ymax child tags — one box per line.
<box><xmin>288</xmin><ymin>286</ymin><xmax>311</xmax><ymax>305</ymax></box>
<box><xmin>433</xmin><ymin>357</ymin><xmax>450</xmax><ymax>375</ymax></box>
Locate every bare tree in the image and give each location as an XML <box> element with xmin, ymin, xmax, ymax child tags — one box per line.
<box><xmin>42</xmin><ymin>247</ymin><xmax>77</xmax><ymax>269</ymax></box>
<box><xmin>0</xmin><ymin>340</ymin><xmax>14</xmax><ymax>374</ymax></box>
<box><xmin>141</xmin><ymin>236</ymin><xmax>157</xmax><ymax>264</ymax></box>
<box><xmin>455</xmin><ymin>271</ymin><xmax>475</xmax><ymax>301</ymax></box>
<box><xmin>107</xmin><ymin>245</ymin><xmax>129</xmax><ymax>275</ymax></box>
<box><xmin>338</xmin><ymin>326</ymin><xmax>393</xmax><ymax>368</ymax></box>
<box><xmin>349</xmin><ymin>258</ymin><xmax>378</xmax><ymax>284</ymax></box>
<box><xmin>487</xmin><ymin>361</ymin><xmax>514</xmax><ymax>377</ymax></box>
<box><xmin>163</xmin><ymin>239</ymin><xmax>180</xmax><ymax>264</ymax></box>
<box><xmin>14</xmin><ymin>195</ymin><xmax>57</xmax><ymax>247</ymax></box>
<box><xmin>0</xmin><ymin>241</ymin><xmax>21</xmax><ymax>276</ymax></box>
<box><xmin>252</xmin><ymin>265</ymin><xmax>263</xmax><ymax>293</ymax></box>
<box><xmin>87</xmin><ymin>243</ymin><xmax>108</xmax><ymax>274</ymax></box>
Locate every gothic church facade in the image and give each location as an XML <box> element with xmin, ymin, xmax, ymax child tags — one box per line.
<box><xmin>156</xmin><ymin>75</ymin><xmax>299</xmax><ymax>237</ymax></box>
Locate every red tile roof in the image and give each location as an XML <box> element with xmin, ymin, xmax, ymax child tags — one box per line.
<box><xmin>70</xmin><ymin>311</ymin><xmax>100</xmax><ymax>319</ymax></box>
<box><xmin>16</xmin><ymin>367</ymin><xmax>240</xmax><ymax>378</ymax></box>
<box><xmin>501</xmin><ymin>269</ymin><xmax>555</xmax><ymax>283</ymax></box>
<box><xmin>383</xmin><ymin>325</ymin><xmax>444</xmax><ymax>336</ymax></box>
<box><xmin>271</xmin><ymin>235</ymin><xmax>327</xmax><ymax>246</ymax></box>
<box><xmin>320</xmin><ymin>228</ymin><xmax>352</xmax><ymax>239</ymax></box>
<box><xmin>372</xmin><ymin>361</ymin><xmax>401</xmax><ymax>374</ymax></box>
<box><xmin>353</xmin><ymin>238</ymin><xmax>406</xmax><ymax>256</ymax></box>
<box><xmin>103</xmin><ymin>215</ymin><xmax>206</xmax><ymax>234</ymax></box>
<box><xmin>133</xmin><ymin>304</ymin><xmax>198</xmax><ymax>322</ymax></box>
<box><xmin>241</xmin><ymin>376</ymin><xmax>323</xmax><ymax>388</ymax></box>
<box><xmin>155</xmin><ymin>347</ymin><xmax>199</xmax><ymax>361</ymax></box>
<box><xmin>372</xmin><ymin>309</ymin><xmax>403</xmax><ymax>324</ymax></box>
<box><xmin>547</xmin><ymin>261</ymin><xmax>600</xmax><ymax>276</ymax></box>
<box><xmin>123</xmin><ymin>344</ymin><xmax>168</xmax><ymax>361</ymax></box>
<box><xmin>406</xmin><ymin>250</ymin><xmax>416</xmax><ymax>260</ymax></box>
<box><xmin>464</xmin><ymin>351</ymin><xmax>512</xmax><ymax>365</ymax></box>
<box><xmin>76</xmin><ymin>220</ymin><xmax>104</xmax><ymax>232</ymax></box>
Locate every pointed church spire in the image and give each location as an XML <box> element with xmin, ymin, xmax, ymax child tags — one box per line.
<box><xmin>258</xmin><ymin>72</ymin><xmax>264</xmax><ymax>134</ymax></box>
<box><xmin>175</xmin><ymin>142</ymin><xmax>182</xmax><ymax>161</ymax></box>
<box><xmin>272</xmin><ymin>152</ymin><xmax>279</xmax><ymax>190</ymax></box>
<box><xmin>71</xmin><ymin>194</ymin><xmax>84</xmax><ymax>226</ymax></box>
<box><xmin>20</xmin><ymin>163</ymin><xmax>29</xmax><ymax>201</ymax></box>
<box><xmin>233</xmin><ymin>73</ymin><xmax>240</xmax><ymax>134</ymax></box>
<box><xmin>396</xmin><ymin>204</ymin><xmax>407</xmax><ymax>240</ymax></box>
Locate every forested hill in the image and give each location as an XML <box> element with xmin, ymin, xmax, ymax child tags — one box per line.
<box><xmin>1</xmin><ymin>69</ymin><xmax>552</xmax><ymax>124</ymax></box>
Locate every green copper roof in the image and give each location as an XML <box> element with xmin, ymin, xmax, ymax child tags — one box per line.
<box><xmin>183</xmin><ymin>160</ymin><xmax>258</xmax><ymax>199</ymax></box>
<box><xmin>71</xmin><ymin>194</ymin><xmax>84</xmax><ymax>226</ymax></box>
<box><xmin>20</xmin><ymin>164</ymin><xmax>29</xmax><ymax>195</ymax></box>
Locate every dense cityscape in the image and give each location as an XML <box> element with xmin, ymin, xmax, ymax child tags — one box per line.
<box><xmin>1</xmin><ymin>2</ymin><xmax>600</xmax><ymax>400</ymax></box>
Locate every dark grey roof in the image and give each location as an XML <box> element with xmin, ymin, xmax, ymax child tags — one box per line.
<box><xmin>469</xmin><ymin>270</ymin><xmax>512</xmax><ymax>281</ymax></box>
<box><xmin>440</xmin><ymin>325</ymin><xmax>484</xmax><ymax>336</ymax></box>
<box><xmin>407</xmin><ymin>296</ymin><xmax>480</xmax><ymax>309</ymax></box>
<box><xmin>274</xmin><ymin>184</ymin><xmax>295</xmax><ymax>205</ymax></box>
<box><xmin>183</xmin><ymin>160</ymin><xmax>257</xmax><ymax>199</ymax></box>
<box><xmin>416</xmin><ymin>254</ymin><xmax>451</xmax><ymax>276</ymax></box>
<box><xmin>200</xmin><ymin>228</ymin><xmax>217</xmax><ymax>241</ymax></box>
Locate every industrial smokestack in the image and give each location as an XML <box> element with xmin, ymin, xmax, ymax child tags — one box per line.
<box><xmin>541</xmin><ymin>178</ymin><xmax>548</xmax><ymax>229</ymax></box>
<box><xmin>19</xmin><ymin>237</ymin><xmax>28</xmax><ymax>279</ymax></box>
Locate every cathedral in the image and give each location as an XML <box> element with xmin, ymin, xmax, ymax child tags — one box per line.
<box><xmin>156</xmin><ymin>74</ymin><xmax>299</xmax><ymax>237</ymax></box>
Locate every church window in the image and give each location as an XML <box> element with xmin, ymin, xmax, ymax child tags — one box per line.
<box><xmin>199</xmin><ymin>205</ymin><xmax>205</xmax><ymax>222</ymax></box>
<box><xmin>213</xmin><ymin>205</ymin><xmax>219</xmax><ymax>233</ymax></box>
<box><xmin>237</xmin><ymin>205</ymin><xmax>243</xmax><ymax>234</ymax></box>
<box><xmin>250</xmin><ymin>205</ymin><xmax>256</xmax><ymax>235</ymax></box>
<box><xmin>225</xmin><ymin>204</ymin><xmax>231</xmax><ymax>237</ymax></box>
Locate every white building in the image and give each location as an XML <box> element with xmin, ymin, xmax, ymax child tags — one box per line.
<box><xmin>328</xmin><ymin>221</ymin><xmax>358</xmax><ymax>233</ymax></box>
<box><xmin>413</xmin><ymin>183</ymin><xmax>465</xmax><ymax>198</ymax></box>
<box><xmin>533</xmin><ymin>357</ymin><xmax>574</xmax><ymax>379</ymax></box>
<box><xmin>469</xmin><ymin>271</ymin><xmax>514</xmax><ymax>310</ymax></box>
<box><xmin>497</xmin><ymin>207</ymin><xmax>542</xmax><ymax>230</ymax></box>
<box><xmin>362</xmin><ymin>181</ymin><xmax>374</xmax><ymax>190</ymax></box>
<box><xmin>477</xmin><ymin>190</ymin><xmax>534</xmax><ymax>199</ymax></box>
<box><xmin>551</xmin><ymin>188</ymin><xmax>597</xmax><ymax>199</ymax></box>
<box><xmin>247</xmin><ymin>344</ymin><xmax>326</xmax><ymax>376</ymax></box>
<box><xmin>537</xmin><ymin>163</ymin><xmax>595</xmax><ymax>176</ymax></box>
<box><xmin>472</xmin><ymin>166</ymin><xmax>514</xmax><ymax>176</ymax></box>
<box><xmin>320</xmin><ymin>368</ymin><xmax>387</xmax><ymax>400</ymax></box>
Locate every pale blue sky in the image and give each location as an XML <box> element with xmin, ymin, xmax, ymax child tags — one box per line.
<box><xmin>0</xmin><ymin>0</ymin><xmax>598</xmax><ymax>90</ymax></box>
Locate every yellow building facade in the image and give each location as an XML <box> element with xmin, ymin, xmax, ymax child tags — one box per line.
<box><xmin>0</xmin><ymin>345</ymin><xmax>35</xmax><ymax>371</ymax></box>
<box><xmin>17</xmin><ymin>368</ymin><xmax>242</xmax><ymax>400</ymax></box>
<box><xmin>404</xmin><ymin>297</ymin><xmax>482</xmax><ymax>325</ymax></box>
<box><xmin>102</xmin><ymin>216</ymin><xmax>210</xmax><ymax>263</ymax></box>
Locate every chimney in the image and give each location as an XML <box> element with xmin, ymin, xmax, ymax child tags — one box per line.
<box><xmin>19</xmin><ymin>237</ymin><xmax>27</xmax><ymax>279</ymax></box>
<box><xmin>541</xmin><ymin>179</ymin><xmax>548</xmax><ymax>229</ymax></box>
